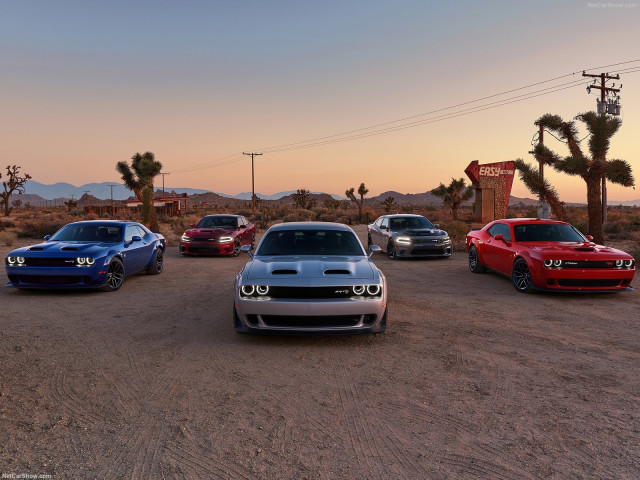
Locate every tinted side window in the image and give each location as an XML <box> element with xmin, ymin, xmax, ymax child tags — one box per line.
<box><xmin>380</xmin><ymin>218</ymin><xmax>389</xmax><ymax>229</ymax></box>
<box><xmin>487</xmin><ymin>223</ymin><xmax>511</xmax><ymax>241</ymax></box>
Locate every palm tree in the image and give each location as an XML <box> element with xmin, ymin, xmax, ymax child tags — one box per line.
<box><xmin>513</xmin><ymin>158</ymin><xmax>567</xmax><ymax>221</ymax></box>
<box><xmin>346</xmin><ymin>182</ymin><xmax>369</xmax><ymax>223</ymax></box>
<box><xmin>116</xmin><ymin>152</ymin><xmax>163</xmax><ymax>231</ymax></box>
<box><xmin>431</xmin><ymin>178</ymin><xmax>473</xmax><ymax>220</ymax></box>
<box><xmin>533</xmin><ymin>112</ymin><xmax>634</xmax><ymax>244</ymax></box>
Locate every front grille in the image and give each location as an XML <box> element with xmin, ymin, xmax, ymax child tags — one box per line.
<box><xmin>561</xmin><ymin>260</ymin><xmax>628</xmax><ymax>269</ymax></box>
<box><xmin>24</xmin><ymin>257</ymin><xmax>77</xmax><ymax>267</ymax></box>
<box><xmin>267</xmin><ymin>286</ymin><xmax>354</xmax><ymax>299</ymax></box>
<box><xmin>557</xmin><ymin>279</ymin><xmax>622</xmax><ymax>287</ymax></box>
<box><xmin>247</xmin><ymin>314</ymin><xmax>377</xmax><ymax>328</ymax></box>
<box><xmin>411</xmin><ymin>247</ymin><xmax>449</xmax><ymax>255</ymax></box>
<box><xmin>193</xmin><ymin>237</ymin><xmax>219</xmax><ymax>242</ymax></box>
<box><xmin>188</xmin><ymin>245</ymin><xmax>220</xmax><ymax>254</ymax></box>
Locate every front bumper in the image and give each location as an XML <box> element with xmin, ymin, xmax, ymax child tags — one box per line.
<box><xmin>180</xmin><ymin>240</ymin><xmax>234</xmax><ymax>255</ymax></box>
<box><xmin>234</xmin><ymin>289</ymin><xmax>387</xmax><ymax>334</ymax></box>
<box><xmin>5</xmin><ymin>264</ymin><xmax>108</xmax><ymax>289</ymax></box>
<box><xmin>395</xmin><ymin>243</ymin><xmax>452</xmax><ymax>258</ymax></box>
<box><xmin>533</xmin><ymin>267</ymin><xmax>635</xmax><ymax>292</ymax></box>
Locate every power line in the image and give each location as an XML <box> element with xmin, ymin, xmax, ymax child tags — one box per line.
<box><xmin>169</xmin><ymin>59</ymin><xmax>640</xmax><ymax>173</ymax></box>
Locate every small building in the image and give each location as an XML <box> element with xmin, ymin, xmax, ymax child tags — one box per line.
<box><xmin>125</xmin><ymin>195</ymin><xmax>188</xmax><ymax>216</ymax></box>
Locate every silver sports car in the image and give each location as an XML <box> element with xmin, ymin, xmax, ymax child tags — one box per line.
<box><xmin>234</xmin><ymin>222</ymin><xmax>387</xmax><ymax>334</ymax></box>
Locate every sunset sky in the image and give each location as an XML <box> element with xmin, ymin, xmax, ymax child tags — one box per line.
<box><xmin>1</xmin><ymin>1</ymin><xmax>639</xmax><ymax>202</ymax></box>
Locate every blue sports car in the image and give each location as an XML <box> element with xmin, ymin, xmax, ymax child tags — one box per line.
<box><xmin>5</xmin><ymin>220</ymin><xmax>165</xmax><ymax>291</ymax></box>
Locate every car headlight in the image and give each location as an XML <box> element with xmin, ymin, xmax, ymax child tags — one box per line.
<box><xmin>181</xmin><ymin>234</ymin><xmax>191</xmax><ymax>243</ymax></box>
<box><xmin>624</xmin><ymin>259</ymin><xmax>634</xmax><ymax>268</ymax></box>
<box><xmin>615</xmin><ymin>259</ymin><xmax>623</xmax><ymax>267</ymax></box>
<box><xmin>76</xmin><ymin>257</ymin><xmax>95</xmax><ymax>266</ymax></box>
<box><xmin>438</xmin><ymin>236</ymin><xmax>451</xmax><ymax>244</ymax></box>
<box><xmin>240</xmin><ymin>284</ymin><xmax>270</xmax><ymax>298</ymax></box>
<box><xmin>7</xmin><ymin>256</ymin><xmax>26</xmax><ymax>266</ymax></box>
<box><xmin>218</xmin><ymin>236</ymin><xmax>233</xmax><ymax>243</ymax></box>
<box><xmin>352</xmin><ymin>284</ymin><xmax>382</xmax><ymax>297</ymax></box>
<box><xmin>396</xmin><ymin>236</ymin><xmax>411</xmax><ymax>245</ymax></box>
<box><xmin>544</xmin><ymin>259</ymin><xmax>563</xmax><ymax>268</ymax></box>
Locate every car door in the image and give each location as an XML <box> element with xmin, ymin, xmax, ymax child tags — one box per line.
<box><xmin>483</xmin><ymin>223</ymin><xmax>514</xmax><ymax>274</ymax></box>
<box><xmin>377</xmin><ymin>217</ymin><xmax>390</xmax><ymax>247</ymax></box>
<box><xmin>123</xmin><ymin>225</ymin><xmax>150</xmax><ymax>273</ymax></box>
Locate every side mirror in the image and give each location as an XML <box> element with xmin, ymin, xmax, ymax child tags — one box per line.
<box><xmin>239</xmin><ymin>224</ymin><xmax>246</xmax><ymax>229</ymax></box>
<box><xmin>44</xmin><ymin>235</ymin><xmax>51</xmax><ymax>241</ymax></box>
<box><xmin>241</xmin><ymin>244</ymin><xmax>253</xmax><ymax>258</ymax></box>
<box><xmin>190</xmin><ymin>224</ymin><xmax>195</xmax><ymax>228</ymax></box>
<box><xmin>368</xmin><ymin>245</ymin><xmax>381</xmax><ymax>257</ymax></box>
<box><xmin>434</xmin><ymin>224</ymin><xmax>440</xmax><ymax>229</ymax></box>
<box><xmin>131</xmin><ymin>235</ymin><xmax>142</xmax><ymax>242</ymax></box>
<box><xmin>494</xmin><ymin>234</ymin><xmax>504</xmax><ymax>241</ymax></box>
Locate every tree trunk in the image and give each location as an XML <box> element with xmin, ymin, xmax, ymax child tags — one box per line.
<box><xmin>586</xmin><ymin>177</ymin><xmax>603</xmax><ymax>244</ymax></box>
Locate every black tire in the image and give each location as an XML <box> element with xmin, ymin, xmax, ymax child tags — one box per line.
<box><xmin>102</xmin><ymin>258</ymin><xmax>125</xmax><ymax>292</ymax></box>
<box><xmin>232</xmin><ymin>239</ymin><xmax>242</xmax><ymax>257</ymax></box>
<box><xmin>387</xmin><ymin>240</ymin><xmax>397</xmax><ymax>260</ymax></box>
<box><xmin>146</xmin><ymin>248</ymin><xmax>164</xmax><ymax>275</ymax></box>
<box><xmin>468</xmin><ymin>245</ymin><xmax>487</xmax><ymax>273</ymax></box>
<box><xmin>512</xmin><ymin>258</ymin><xmax>535</xmax><ymax>293</ymax></box>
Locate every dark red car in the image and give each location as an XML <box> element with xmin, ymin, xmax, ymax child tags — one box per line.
<box><xmin>180</xmin><ymin>214</ymin><xmax>255</xmax><ymax>256</ymax></box>
<box><xmin>466</xmin><ymin>218</ymin><xmax>635</xmax><ymax>293</ymax></box>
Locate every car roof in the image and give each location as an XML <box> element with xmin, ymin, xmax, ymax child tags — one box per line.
<box><xmin>266</xmin><ymin>222</ymin><xmax>355</xmax><ymax>232</ymax></box>
<box><xmin>66</xmin><ymin>220</ymin><xmax>139</xmax><ymax>226</ymax></box>
<box><xmin>383</xmin><ymin>214</ymin><xmax>428</xmax><ymax>218</ymax></box>
<box><xmin>491</xmin><ymin>218</ymin><xmax>569</xmax><ymax>226</ymax></box>
<box><xmin>202</xmin><ymin>214</ymin><xmax>242</xmax><ymax>218</ymax></box>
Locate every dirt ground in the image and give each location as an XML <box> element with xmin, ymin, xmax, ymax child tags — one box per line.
<box><xmin>1</xmin><ymin>225</ymin><xmax>638</xmax><ymax>480</ymax></box>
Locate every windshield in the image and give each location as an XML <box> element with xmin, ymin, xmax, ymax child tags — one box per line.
<box><xmin>196</xmin><ymin>216</ymin><xmax>237</xmax><ymax>229</ymax></box>
<box><xmin>513</xmin><ymin>223</ymin><xmax>587</xmax><ymax>242</ymax></box>
<box><xmin>257</xmin><ymin>229</ymin><xmax>365</xmax><ymax>256</ymax></box>
<box><xmin>51</xmin><ymin>224</ymin><xmax>122</xmax><ymax>242</ymax></box>
<box><xmin>389</xmin><ymin>216</ymin><xmax>434</xmax><ymax>231</ymax></box>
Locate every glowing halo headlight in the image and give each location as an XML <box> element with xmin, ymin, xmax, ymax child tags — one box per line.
<box><xmin>615</xmin><ymin>259</ymin><xmax>624</xmax><ymax>267</ymax></box>
<box><xmin>76</xmin><ymin>257</ymin><xmax>86</xmax><ymax>265</ymax></box>
<box><xmin>17</xmin><ymin>257</ymin><xmax>25</xmax><ymax>264</ymax></box>
<box><xmin>624</xmin><ymin>259</ymin><xmax>633</xmax><ymax>268</ymax></box>
<box><xmin>352</xmin><ymin>285</ymin><xmax>365</xmax><ymax>295</ymax></box>
<box><xmin>553</xmin><ymin>259</ymin><xmax>562</xmax><ymax>267</ymax></box>
<box><xmin>219</xmin><ymin>236</ymin><xmax>233</xmax><ymax>243</ymax></box>
<box><xmin>241</xmin><ymin>285</ymin><xmax>255</xmax><ymax>296</ymax></box>
<box><xmin>396</xmin><ymin>236</ymin><xmax>411</xmax><ymax>245</ymax></box>
<box><xmin>86</xmin><ymin>257</ymin><xmax>95</xmax><ymax>266</ymax></box>
<box><xmin>256</xmin><ymin>285</ymin><xmax>269</xmax><ymax>295</ymax></box>
<box><xmin>366</xmin><ymin>285</ymin><xmax>381</xmax><ymax>295</ymax></box>
<box><xmin>544</xmin><ymin>259</ymin><xmax>553</xmax><ymax>267</ymax></box>
<box><xmin>7</xmin><ymin>256</ymin><xmax>16</xmax><ymax>264</ymax></box>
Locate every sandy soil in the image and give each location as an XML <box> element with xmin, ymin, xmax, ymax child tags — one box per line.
<box><xmin>1</xmin><ymin>225</ymin><xmax>638</xmax><ymax>479</ymax></box>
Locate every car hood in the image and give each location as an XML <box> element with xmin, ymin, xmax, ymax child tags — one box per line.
<box><xmin>9</xmin><ymin>241</ymin><xmax>113</xmax><ymax>256</ymax></box>
<box><xmin>244</xmin><ymin>256</ymin><xmax>378</xmax><ymax>281</ymax></box>
<box><xmin>525</xmin><ymin>242</ymin><xmax>629</xmax><ymax>257</ymax></box>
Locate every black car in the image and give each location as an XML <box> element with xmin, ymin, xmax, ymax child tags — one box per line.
<box><xmin>367</xmin><ymin>214</ymin><xmax>452</xmax><ymax>259</ymax></box>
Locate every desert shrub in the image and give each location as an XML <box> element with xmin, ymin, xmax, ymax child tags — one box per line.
<box><xmin>18</xmin><ymin>218</ymin><xmax>67</xmax><ymax>238</ymax></box>
<box><xmin>0</xmin><ymin>219</ymin><xmax>16</xmax><ymax>229</ymax></box>
<box><xmin>283</xmin><ymin>209</ymin><xmax>314</xmax><ymax>222</ymax></box>
<box><xmin>70</xmin><ymin>208</ymin><xmax>85</xmax><ymax>216</ymax></box>
<box><xmin>0</xmin><ymin>231</ymin><xmax>17</xmax><ymax>246</ymax></box>
<box><xmin>438</xmin><ymin>220</ymin><xmax>471</xmax><ymax>241</ymax></box>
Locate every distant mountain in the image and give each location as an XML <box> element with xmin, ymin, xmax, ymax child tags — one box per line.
<box><xmin>232</xmin><ymin>191</ymin><xmax>345</xmax><ymax>201</ymax></box>
<box><xmin>23</xmin><ymin>181</ymin><xmax>213</xmax><ymax>200</ymax></box>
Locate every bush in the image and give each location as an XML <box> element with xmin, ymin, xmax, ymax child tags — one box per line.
<box><xmin>18</xmin><ymin>218</ymin><xmax>67</xmax><ymax>238</ymax></box>
<box><xmin>0</xmin><ymin>231</ymin><xmax>17</xmax><ymax>246</ymax></box>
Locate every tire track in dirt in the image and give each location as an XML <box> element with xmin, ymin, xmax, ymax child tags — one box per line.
<box><xmin>50</xmin><ymin>370</ymin><xmax>112</xmax><ymax>427</ymax></box>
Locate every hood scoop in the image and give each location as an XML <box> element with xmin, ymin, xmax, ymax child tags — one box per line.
<box><xmin>324</xmin><ymin>269</ymin><xmax>351</xmax><ymax>275</ymax></box>
<box><xmin>271</xmin><ymin>269</ymin><xmax>298</xmax><ymax>275</ymax></box>
<box><xmin>28</xmin><ymin>246</ymin><xmax>44</xmax><ymax>251</ymax></box>
<box><xmin>574</xmin><ymin>247</ymin><xmax>595</xmax><ymax>252</ymax></box>
<box><xmin>61</xmin><ymin>247</ymin><xmax>79</xmax><ymax>251</ymax></box>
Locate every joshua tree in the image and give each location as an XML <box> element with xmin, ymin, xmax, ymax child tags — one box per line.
<box><xmin>513</xmin><ymin>158</ymin><xmax>567</xmax><ymax>221</ymax></box>
<box><xmin>346</xmin><ymin>182</ymin><xmax>369</xmax><ymax>223</ymax></box>
<box><xmin>291</xmin><ymin>189</ymin><xmax>316</xmax><ymax>210</ymax></box>
<box><xmin>533</xmin><ymin>112</ymin><xmax>634</xmax><ymax>244</ymax></box>
<box><xmin>380</xmin><ymin>196</ymin><xmax>397</xmax><ymax>213</ymax></box>
<box><xmin>431</xmin><ymin>178</ymin><xmax>473</xmax><ymax>220</ymax></box>
<box><xmin>116</xmin><ymin>152</ymin><xmax>163</xmax><ymax>231</ymax></box>
<box><xmin>0</xmin><ymin>165</ymin><xmax>32</xmax><ymax>217</ymax></box>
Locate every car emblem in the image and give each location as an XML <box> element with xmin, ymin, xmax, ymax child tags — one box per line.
<box><xmin>606</xmin><ymin>261</ymin><xmax>613</xmax><ymax>266</ymax></box>
<box><xmin>335</xmin><ymin>289</ymin><xmax>349</xmax><ymax>294</ymax></box>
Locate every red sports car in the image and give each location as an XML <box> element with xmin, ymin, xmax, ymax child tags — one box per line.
<box><xmin>180</xmin><ymin>214</ymin><xmax>256</xmax><ymax>256</ymax></box>
<box><xmin>466</xmin><ymin>218</ymin><xmax>635</xmax><ymax>293</ymax></box>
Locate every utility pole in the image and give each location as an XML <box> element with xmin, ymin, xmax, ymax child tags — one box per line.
<box><xmin>108</xmin><ymin>184</ymin><xmax>117</xmax><ymax>218</ymax></box>
<box><xmin>243</xmin><ymin>152</ymin><xmax>263</xmax><ymax>212</ymax></box>
<box><xmin>160</xmin><ymin>172</ymin><xmax>171</xmax><ymax>197</ymax></box>
<box><xmin>583</xmin><ymin>71</ymin><xmax>622</xmax><ymax>225</ymax></box>
<box><xmin>531</xmin><ymin>120</ymin><xmax>549</xmax><ymax>219</ymax></box>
